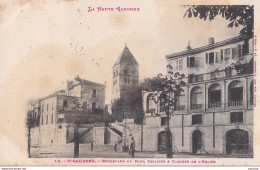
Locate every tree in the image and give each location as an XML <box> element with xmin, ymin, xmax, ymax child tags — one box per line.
<box><xmin>111</xmin><ymin>77</ymin><xmax>163</xmax><ymax>124</ymax></box>
<box><xmin>151</xmin><ymin>64</ymin><xmax>185</xmax><ymax>158</ymax></box>
<box><xmin>184</xmin><ymin>5</ymin><xmax>254</xmax><ymax>39</ymax></box>
<box><xmin>26</xmin><ymin>111</ymin><xmax>38</xmax><ymax>158</ymax></box>
<box><xmin>63</xmin><ymin>98</ymin><xmax>104</xmax><ymax>158</ymax></box>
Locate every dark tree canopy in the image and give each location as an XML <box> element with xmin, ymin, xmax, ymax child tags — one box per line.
<box><xmin>184</xmin><ymin>5</ymin><xmax>254</xmax><ymax>38</ymax></box>
<box><xmin>111</xmin><ymin>77</ymin><xmax>163</xmax><ymax>124</ymax></box>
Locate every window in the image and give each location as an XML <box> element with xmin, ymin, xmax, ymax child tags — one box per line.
<box><xmin>195</xmin><ymin>75</ymin><xmax>203</xmax><ymax>82</ymax></box>
<box><xmin>230</xmin><ymin>112</ymin><xmax>243</xmax><ymax>123</ymax></box>
<box><xmin>187</xmin><ymin>57</ymin><xmax>196</xmax><ymax>67</ymax></box>
<box><xmin>125</xmin><ymin>79</ymin><xmax>130</xmax><ymax>84</ymax></box>
<box><xmin>228</xmin><ymin>81</ymin><xmax>243</xmax><ymax>107</ymax></box>
<box><xmin>208</xmin><ymin>84</ymin><xmax>221</xmax><ymax>108</ymax></box>
<box><xmin>161</xmin><ymin>117</ymin><xmax>167</xmax><ymax>126</ymax></box>
<box><xmin>224</xmin><ymin>48</ymin><xmax>231</xmax><ymax>59</ymax></box>
<box><xmin>51</xmin><ymin>114</ymin><xmax>53</xmax><ymax>124</ymax></box>
<box><xmin>92</xmin><ymin>90</ymin><xmax>96</xmax><ymax>97</ymax></box>
<box><xmin>192</xmin><ymin>115</ymin><xmax>202</xmax><ymax>125</ymax></box>
<box><xmin>176</xmin><ymin>59</ymin><xmax>183</xmax><ymax>70</ymax></box>
<box><xmin>220</xmin><ymin>49</ymin><xmax>224</xmax><ymax>60</ymax></box>
<box><xmin>228</xmin><ymin>81</ymin><xmax>243</xmax><ymax>101</ymax></box>
<box><xmin>42</xmin><ymin>104</ymin><xmax>44</xmax><ymax>112</ymax></box>
<box><xmin>92</xmin><ymin>102</ymin><xmax>96</xmax><ymax>109</ymax></box>
<box><xmin>123</xmin><ymin>69</ymin><xmax>128</xmax><ymax>74</ymax></box>
<box><xmin>175</xmin><ymin>94</ymin><xmax>185</xmax><ymax>111</ymax></box>
<box><xmin>46</xmin><ymin>115</ymin><xmax>48</xmax><ymax>124</ymax></box>
<box><xmin>190</xmin><ymin>57</ymin><xmax>195</xmax><ymax>67</ymax></box>
<box><xmin>190</xmin><ymin>87</ymin><xmax>203</xmax><ymax>109</ymax></box>
<box><xmin>209</xmin><ymin>52</ymin><xmax>214</xmax><ymax>64</ymax></box>
<box><xmin>47</xmin><ymin>104</ymin><xmax>49</xmax><ymax>111</ymax></box>
<box><xmin>63</xmin><ymin>100</ymin><xmax>68</xmax><ymax>107</ymax></box>
<box><xmin>189</xmin><ymin>74</ymin><xmax>196</xmax><ymax>83</ymax></box>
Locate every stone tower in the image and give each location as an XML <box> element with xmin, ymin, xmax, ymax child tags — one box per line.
<box><xmin>112</xmin><ymin>45</ymin><xmax>139</xmax><ymax>101</ymax></box>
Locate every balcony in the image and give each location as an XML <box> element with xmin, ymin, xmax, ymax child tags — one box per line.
<box><xmin>187</xmin><ymin>66</ymin><xmax>252</xmax><ymax>85</ymax></box>
<box><xmin>147</xmin><ymin>109</ymin><xmax>156</xmax><ymax>114</ymax></box>
<box><xmin>208</xmin><ymin>102</ymin><xmax>221</xmax><ymax>108</ymax></box>
<box><xmin>56</xmin><ymin>106</ymin><xmax>103</xmax><ymax>114</ymax></box>
<box><xmin>174</xmin><ymin>105</ymin><xmax>185</xmax><ymax>111</ymax></box>
<box><xmin>190</xmin><ymin>104</ymin><xmax>203</xmax><ymax>110</ymax></box>
<box><xmin>228</xmin><ymin>100</ymin><xmax>243</xmax><ymax>107</ymax></box>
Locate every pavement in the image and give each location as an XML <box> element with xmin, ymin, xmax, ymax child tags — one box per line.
<box><xmin>30</xmin><ymin>143</ymin><xmax>253</xmax><ymax>158</ymax></box>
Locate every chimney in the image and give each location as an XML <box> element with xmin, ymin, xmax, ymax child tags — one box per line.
<box><xmin>208</xmin><ymin>37</ymin><xmax>215</xmax><ymax>45</ymax></box>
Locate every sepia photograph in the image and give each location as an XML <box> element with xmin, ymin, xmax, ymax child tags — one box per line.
<box><xmin>0</xmin><ymin>0</ymin><xmax>259</xmax><ymax>166</ymax></box>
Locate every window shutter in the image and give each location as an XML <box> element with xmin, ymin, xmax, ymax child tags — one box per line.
<box><xmin>206</xmin><ymin>53</ymin><xmax>208</xmax><ymax>63</ymax></box>
<box><xmin>215</xmin><ymin>52</ymin><xmax>218</xmax><ymax>63</ymax></box>
<box><xmin>232</xmin><ymin>48</ymin><xmax>238</xmax><ymax>59</ymax></box>
<box><xmin>238</xmin><ymin>45</ymin><xmax>242</xmax><ymax>58</ymax></box>
<box><xmin>220</xmin><ymin>49</ymin><xmax>224</xmax><ymax>61</ymax></box>
<box><xmin>187</xmin><ymin>57</ymin><xmax>190</xmax><ymax>67</ymax></box>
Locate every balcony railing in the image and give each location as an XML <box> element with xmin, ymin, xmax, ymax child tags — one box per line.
<box><xmin>147</xmin><ymin>109</ymin><xmax>156</xmax><ymax>113</ymax></box>
<box><xmin>57</xmin><ymin>106</ymin><xmax>103</xmax><ymax>114</ymax></box>
<box><xmin>175</xmin><ymin>105</ymin><xmax>185</xmax><ymax>111</ymax></box>
<box><xmin>228</xmin><ymin>100</ymin><xmax>243</xmax><ymax>107</ymax></box>
<box><xmin>187</xmin><ymin>67</ymin><xmax>252</xmax><ymax>84</ymax></box>
<box><xmin>190</xmin><ymin>104</ymin><xmax>203</xmax><ymax>110</ymax></box>
<box><xmin>208</xmin><ymin>102</ymin><xmax>221</xmax><ymax>108</ymax></box>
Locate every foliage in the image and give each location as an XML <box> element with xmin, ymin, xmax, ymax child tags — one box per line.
<box><xmin>111</xmin><ymin>77</ymin><xmax>164</xmax><ymax>124</ymax></box>
<box><xmin>26</xmin><ymin>111</ymin><xmax>38</xmax><ymax>130</ymax></box>
<box><xmin>152</xmin><ymin>64</ymin><xmax>186</xmax><ymax>116</ymax></box>
<box><xmin>63</xmin><ymin>98</ymin><xmax>104</xmax><ymax>124</ymax></box>
<box><xmin>184</xmin><ymin>5</ymin><xmax>254</xmax><ymax>38</ymax></box>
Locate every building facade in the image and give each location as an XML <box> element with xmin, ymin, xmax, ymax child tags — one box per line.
<box><xmin>112</xmin><ymin>45</ymin><xmax>139</xmax><ymax>101</ymax></box>
<box><xmin>142</xmin><ymin>36</ymin><xmax>254</xmax><ymax>155</ymax></box>
<box><xmin>29</xmin><ymin>76</ymin><xmax>106</xmax><ymax>146</ymax></box>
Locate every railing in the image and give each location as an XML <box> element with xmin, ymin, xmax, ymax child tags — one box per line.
<box><xmin>187</xmin><ymin>67</ymin><xmax>252</xmax><ymax>84</ymax></box>
<box><xmin>190</xmin><ymin>104</ymin><xmax>203</xmax><ymax>110</ymax></box>
<box><xmin>147</xmin><ymin>109</ymin><xmax>156</xmax><ymax>113</ymax></box>
<box><xmin>57</xmin><ymin>106</ymin><xmax>103</xmax><ymax>114</ymax></box>
<box><xmin>228</xmin><ymin>100</ymin><xmax>243</xmax><ymax>107</ymax></box>
<box><xmin>208</xmin><ymin>102</ymin><xmax>221</xmax><ymax>108</ymax></box>
<box><xmin>175</xmin><ymin>105</ymin><xmax>185</xmax><ymax>111</ymax></box>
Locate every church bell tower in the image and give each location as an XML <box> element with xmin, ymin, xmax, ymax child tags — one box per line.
<box><xmin>112</xmin><ymin>45</ymin><xmax>139</xmax><ymax>101</ymax></box>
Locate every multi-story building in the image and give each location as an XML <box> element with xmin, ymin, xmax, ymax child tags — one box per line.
<box><xmin>142</xmin><ymin>35</ymin><xmax>254</xmax><ymax>155</ymax></box>
<box><xmin>112</xmin><ymin>45</ymin><xmax>139</xmax><ymax>101</ymax></box>
<box><xmin>35</xmin><ymin>76</ymin><xmax>106</xmax><ymax>146</ymax></box>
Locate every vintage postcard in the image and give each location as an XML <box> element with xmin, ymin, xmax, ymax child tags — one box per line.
<box><xmin>0</xmin><ymin>0</ymin><xmax>259</xmax><ymax>166</ymax></box>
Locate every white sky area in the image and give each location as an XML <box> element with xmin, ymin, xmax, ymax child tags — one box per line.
<box><xmin>0</xmin><ymin>0</ymin><xmax>242</xmax><ymax>104</ymax></box>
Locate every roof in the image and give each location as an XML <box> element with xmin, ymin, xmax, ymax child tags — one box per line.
<box><xmin>80</xmin><ymin>79</ymin><xmax>106</xmax><ymax>87</ymax></box>
<box><xmin>113</xmin><ymin>45</ymin><xmax>139</xmax><ymax>68</ymax></box>
<box><xmin>166</xmin><ymin>35</ymin><xmax>246</xmax><ymax>59</ymax></box>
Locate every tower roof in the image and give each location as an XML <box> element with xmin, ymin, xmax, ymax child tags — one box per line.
<box><xmin>113</xmin><ymin>45</ymin><xmax>139</xmax><ymax>68</ymax></box>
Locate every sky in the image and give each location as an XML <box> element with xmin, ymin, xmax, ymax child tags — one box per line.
<box><xmin>0</xmin><ymin>0</ymin><xmax>243</xmax><ymax>104</ymax></box>
<box><xmin>0</xmin><ymin>0</ymin><xmax>258</xmax><ymax>162</ymax></box>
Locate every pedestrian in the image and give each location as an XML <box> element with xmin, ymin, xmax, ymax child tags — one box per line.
<box><xmin>114</xmin><ymin>141</ymin><xmax>117</xmax><ymax>152</ymax></box>
<box><xmin>91</xmin><ymin>141</ymin><xmax>93</xmax><ymax>151</ymax></box>
<box><xmin>129</xmin><ymin>137</ymin><xmax>135</xmax><ymax>158</ymax></box>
